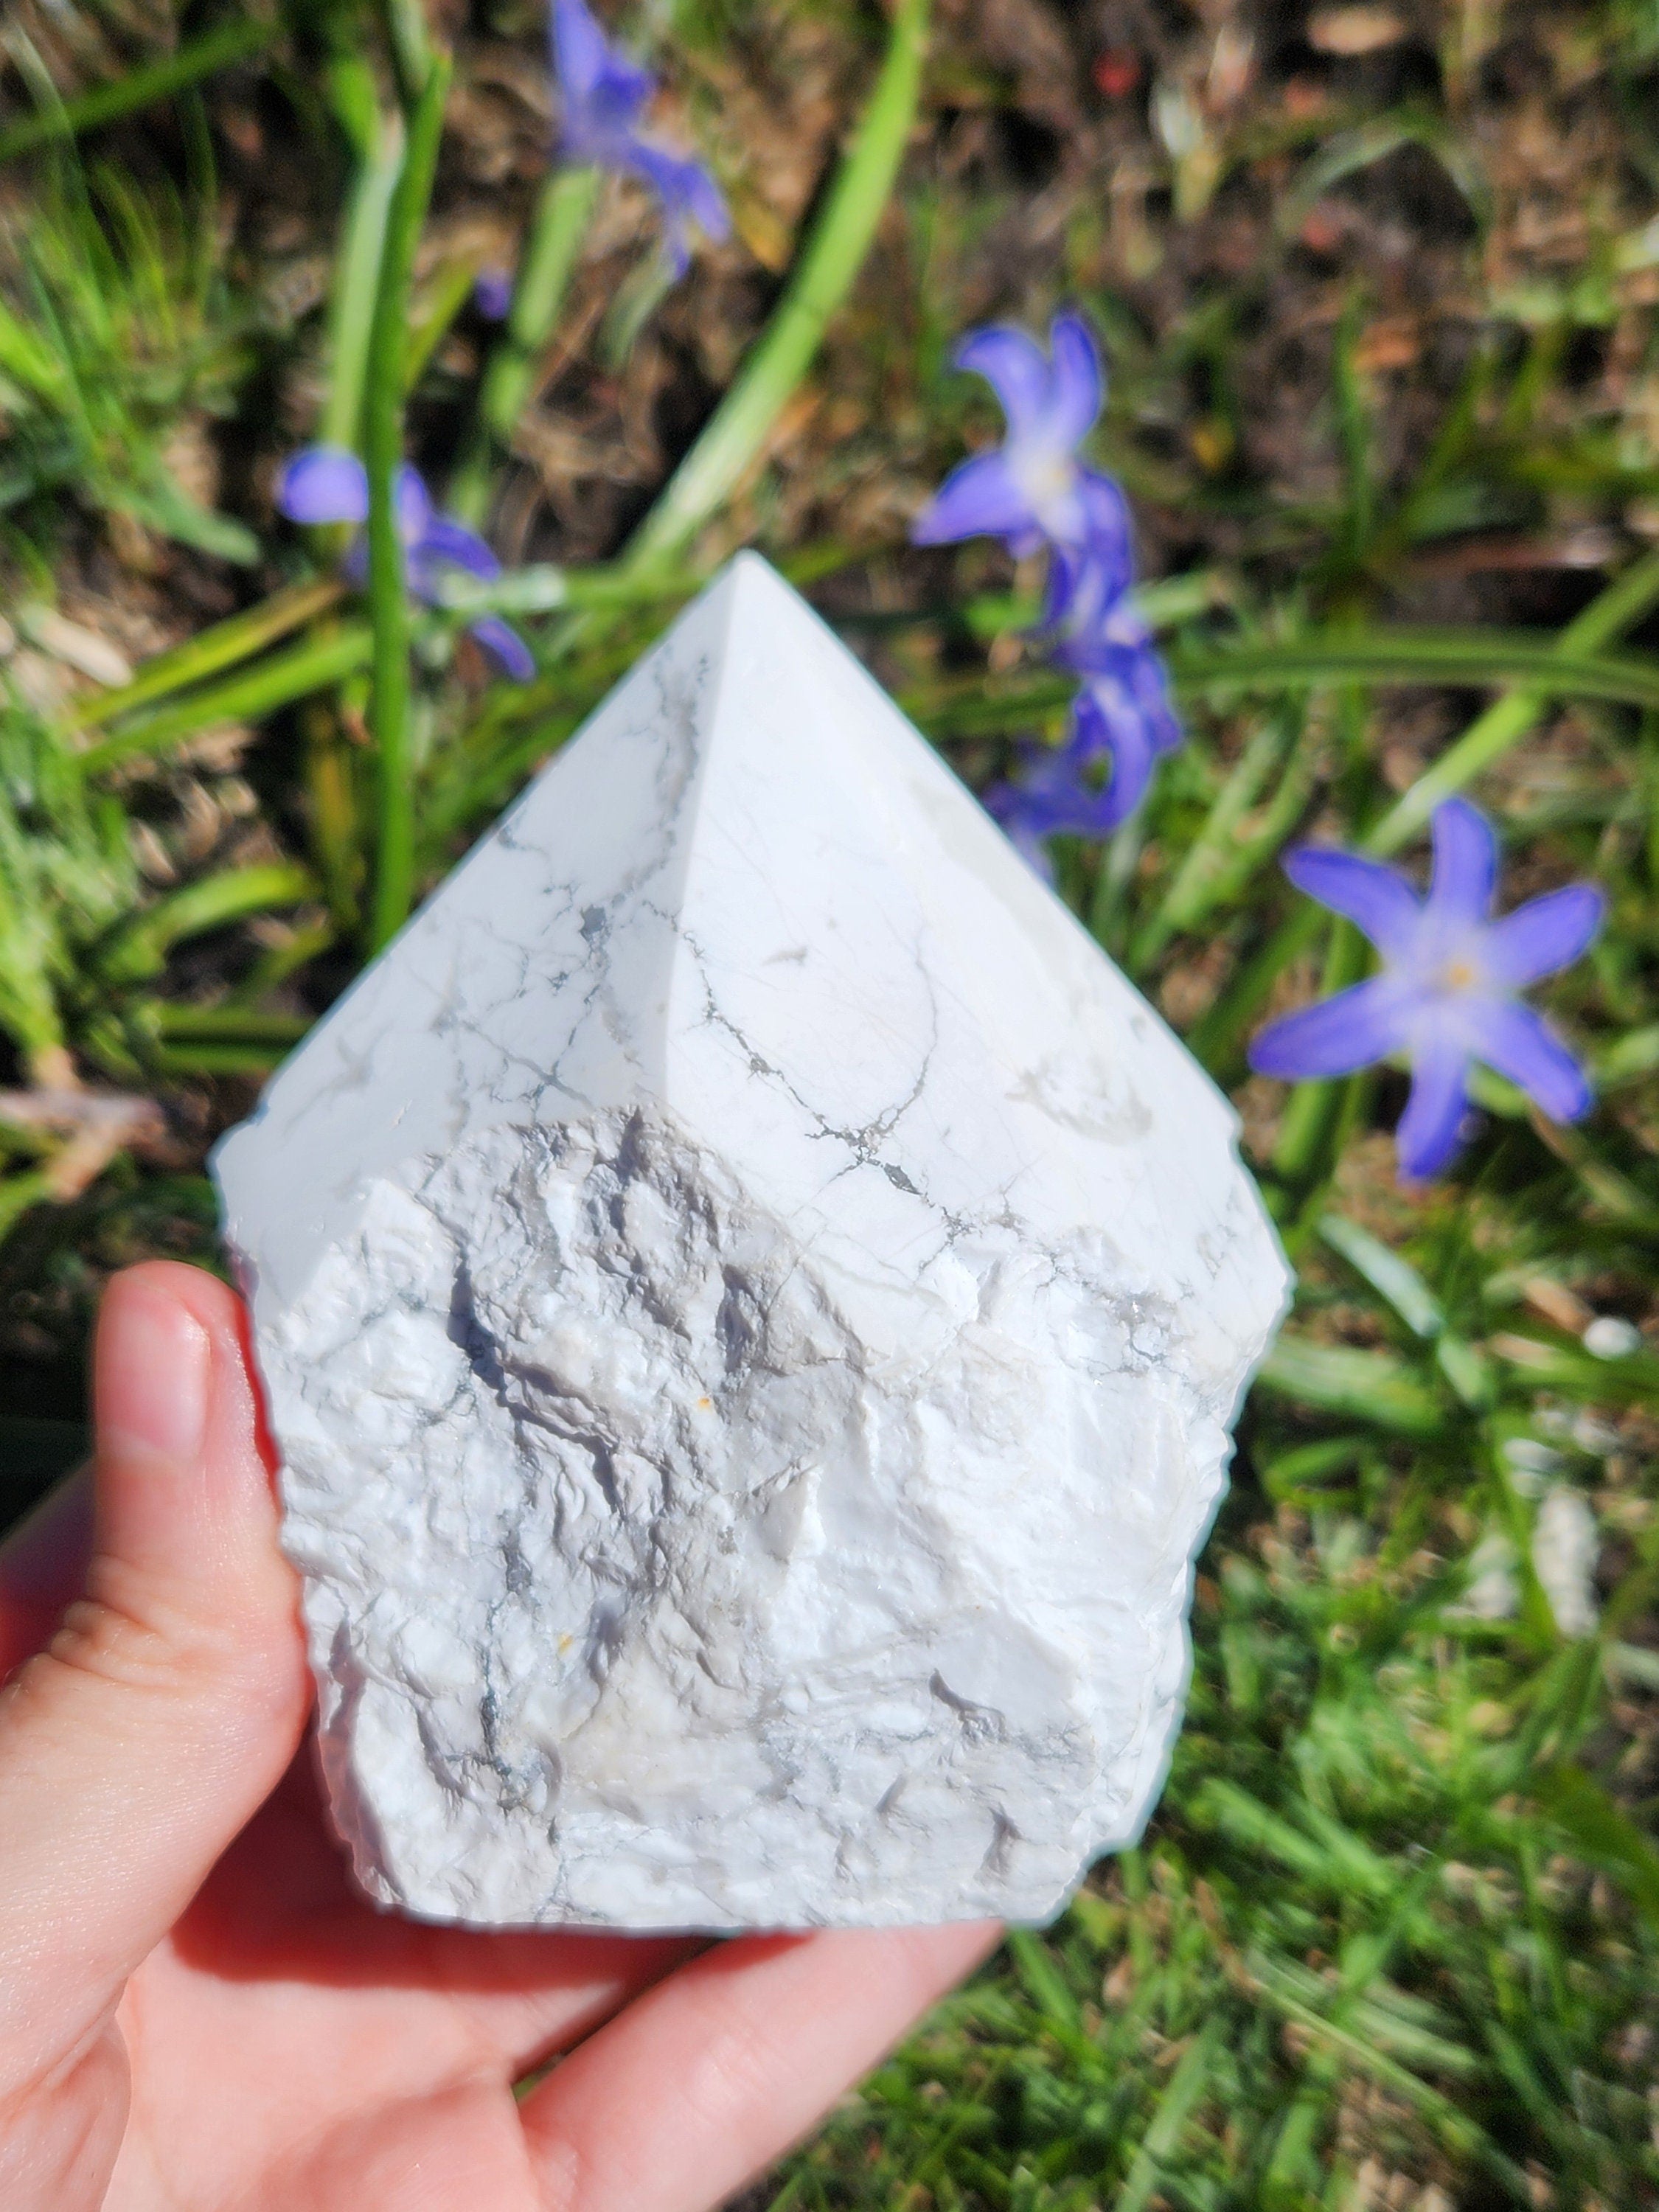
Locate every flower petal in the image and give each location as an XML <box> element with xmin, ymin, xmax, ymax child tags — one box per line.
<box><xmin>984</xmin><ymin>783</ymin><xmax>1060</xmax><ymax>879</ymax></box>
<box><xmin>953</xmin><ymin>325</ymin><xmax>1051</xmax><ymax>436</ymax></box>
<box><xmin>1248</xmin><ymin>976</ymin><xmax>1416</xmax><ymax>1080</ymax></box>
<box><xmin>1461</xmin><ymin>996</ymin><xmax>1593</xmax><ymax>1123</ymax></box>
<box><xmin>911</xmin><ymin>451</ymin><xmax>1036</xmax><ymax>548</ymax></box>
<box><xmin>1427</xmin><ymin>796</ymin><xmax>1498</xmax><ymax>925</ymax></box>
<box><xmin>627</xmin><ymin>140</ymin><xmax>730</xmax><ymax>268</ymax></box>
<box><xmin>420</xmin><ymin>514</ymin><xmax>503</xmax><ymax>581</ymax></box>
<box><xmin>395</xmin><ymin>464</ymin><xmax>433</xmax><ymax>548</ymax></box>
<box><xmin>1071</xmin><ymin>681</ymin><xmax>1158</xmax><ymax>827</ymax></box>
<box><xmin>474</xmin><ymin>267</ymin><xmax>514</xmax><ymax>321</ymax></box>
<box><xmin>1043</xmin><ymin>523</ymin><xmax>1134</xmax><ymax>639</ymax></box>
<box><xmin>1394</xmin><ymin>1029</ymin><xmax>1471</xmax><ymax>1180</ymax></box>
<box><xmin>1484</xmin><ymin>883</ymin><xmax>1605</xmax><ymax>988</ymax></box>
<box><xmin>1281</xmin><ymin>847</ymin><xmax>1422</xmax><ymax>959</ymax></box>
<box><xmin>1043</xmin><ymin>310</ymin><xmax>1103</xmax><ymax>449</ymax></box>
<box><xmin>553</xmin><ymin>0</ymin><xmax>650</xmax><ymax>117</ymax></box>
<box><xmin>469</xmin><ymin>616</ymin><xmax>537</xmax><ymax>682</ymax></box>
<box><xmin>1074</xmin><ymin>470</ymin><xmax>1134</xmax><ymax>568</ymax></box>
<box><xmin>277</xmin><ymin>446</ymin><xmax>367</xmax><ymax>526</ymax></box>
<box><xmin>1094</xmin><ymin>714</ymin><xmax>1156</xmax><ymax>831</ymax></box>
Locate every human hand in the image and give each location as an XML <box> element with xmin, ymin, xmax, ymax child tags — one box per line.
<box><xmin>0</xmin><ymin>1262</ymin><xmax>996</xmax><ymax>2211</ymax></box>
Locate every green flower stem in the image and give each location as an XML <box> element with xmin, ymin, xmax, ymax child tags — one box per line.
<box><xmin>403</xmin><ymin>251</ymin><xmax>487</xmax><ymax>394</ymax></box>
<box><xmin>1174</xmin><ymin>633</ymin><xmax>1659</xmax><ymax>714</ymax></box>
<box><xmin>495</xmin><ymin>169</ymin><xmax>599</xmax><ymax>417</ymax></box>
<box><xmin>430</xmin><ymin>560</ymin><xmax>708</xmax><ymax>620</ymax></box>
<box><xmin>320</xmin><ymin>69</ymin><xmax>405</xmax><ymax>455</ymax></box>
<box><xmin>79</xmin><ymin>627</ymin><xmax>372</xmax><ymax>776</ymax></box>
<box><xmin>449</xmin><ymin>166</ymin><xmax>600</xmax><ymax>527</ymax></box>
<box><xmin>62</xmin><ymin>580</ymin><xmax>347</xmax><ymax>734</ymax></box>
<box><xmin>0</xmin><ymin>18</ymin><xmax>274</xmax><ymax>165</ymax></box>
<box><xmin>382</xmin><ymin>0</ymin><xmax>436</xmax><ymax>106</ymax></box>
<box><xmin>907</xmin><ymin>619</ymin><xmax>1659</xmax><ymax>742</ymax></box>
<box><xmin>619</xmin><ymin>0</ymin><xmax>929</xmax><ymax>572</ymax></box>
<box><xmin>364</xmin><ymin>51</ymin><xmax>451</xmax><ymax>955</ymax></box>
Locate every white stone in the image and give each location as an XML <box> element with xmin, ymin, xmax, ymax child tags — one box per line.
<box><xmin>1449</xmin><ymin>1529</ymin><xmax>1520</xmax><ymax>1622</ymax></box>
<box><xmin>1582</xmin><ymin>1315</ymin><xmax>1641</xmax><ymax>1361</ymax></box>
<box><xmin>215</xmin><ymin>553</ymin><xmax>1288</xmax><ymax>1932</ymax></box>
<box><xmin>1533</xmin><ymin>1485</ymin><xmax>1599</xmax><ymax>1638</ymax></box>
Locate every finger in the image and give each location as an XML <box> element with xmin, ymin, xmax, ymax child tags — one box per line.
<box><xmin>0</xmin><ymin>1465</ymin><xmax>92</xmax><ymax>1683</ymax></box>
<box><xmin>521</xmin><ymin>1921</ymin><xmax>1000</xmax><ymax>2212</ymax></box>
<box><xmin>167</xmin><ymin>1743</ymin><xmax>695</xmax><ymax>2070</ymax></box>
<box><xmin>0</xmin><ymin>1263</ymin><xmax>310</xmax><ymax>2089</ymax></box>
<box><xmin>169</xmin><ymin>1747</ymin><xmax>701</xmax><ymax>2077</ymax></box>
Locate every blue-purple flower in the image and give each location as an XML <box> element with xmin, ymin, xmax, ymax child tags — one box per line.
<box><xmin>552</xmin><ymin>0</ymin><xmax>728</xmax><ymax>276</ymax></box>
<box><xmin>913</xmin><ymin>313</ymin><xmax>1133</xmax><ymax>564</ymax></box>
<box><xmin>277</xmin><ymin>447</ymin><xmax>535</xmax><ymax>682</ymax></box>
<box><xmin>473</xmin><ymin>266</ymin><xmax>515</xmax><ymax>321</ymax></box>
<box><xmin>984</xmin><ymin>734</ymin><xmax>1134</xmax><ymax>877</ymax></box>
<box><xmin>1248</xmin><ymin>798</ymin><xmax>1604</xmax><ymax>1180</ymax></box>
<box><xmin>1051</xmin><ymin>561</ymin><xmax>1182</xmax><ymax>819</ymax></box>
<box><xmin>914</xmin><ymin>312</ymin><xmax>1182</xmax><ymax>869</ymax></box>
<box><xmin>987</xmin><ymin>589</ymin><xmax>1183</xmax><ymax>876</ymax></box>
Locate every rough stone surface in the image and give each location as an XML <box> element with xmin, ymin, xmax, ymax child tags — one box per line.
<box><xmin>215</xmin><ymin>554</ymin><xmax>1289</xmax><ymax>1930</ymax></box>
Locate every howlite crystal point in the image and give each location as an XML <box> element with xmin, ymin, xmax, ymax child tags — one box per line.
<box><xmin>215</xmin><ymin>552</ymin><xmax>1289</xmax><ymax>1931</ymax></box>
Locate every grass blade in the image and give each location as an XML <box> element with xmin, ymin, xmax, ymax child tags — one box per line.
<box><xmin>1172</xmin><ymin>630</ymin><xmax>1659</xmax><ymax>712</ymax></box>
<box><xmin>0</xmin><ymin>19</ymin><xmax>275</xmax><ymax>167</ymax></box>
<box><xmin>1254</xmin><ymin>1335</ymin><xmax>1447</xmax><ymax>1435</ymax></box>
<box><xmin>62</xmin><ymin>580</ymin><xmax>347</xmax><ymax>733</ymax></box>
<box><xmin>364</xmin><ymin>52</ymin><xmax>451</xmax><ymax>953</ymax></box>
<box><xmin>450</xmin><ymin>164</ymin><xmax>600</xmax><ymax>525</ymax></box>
<box><xmin>320</xmin><ymin>66</ymin><xmax>405</xmax><ymax>456</ymax></box>
<box><xmin>96</xmin><ymin>865</ymin><xmax>315</xmax><ymax>984</ymax></box>
<box><xmin>79</xmin><ymin>627</ymin><xmax>373</xmax><ymax>776</ymax></box>
<box><xmin>1365</xmin><ymin>547</ymin><xmax>1659</xmax><ymax>855</ymax></box>
<box><xmin>621</xmin><ymin>0</ymin><xmax>929</xmax><ymax>570</ymax></box>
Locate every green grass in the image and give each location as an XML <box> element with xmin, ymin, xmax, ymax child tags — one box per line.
<box><xmin>2</xmin><ymin>1</ymin><xmax>1659</xmax><ymax>2203</ymax></box>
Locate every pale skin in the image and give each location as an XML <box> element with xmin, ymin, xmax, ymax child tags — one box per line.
<box><xmin>0</xmin><ymin>1262</ymin><xmax>997</xmax><ymax>2211</ymax></box>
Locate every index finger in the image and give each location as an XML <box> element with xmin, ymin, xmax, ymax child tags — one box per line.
<box><xmin>0</xmin><ymin>1467</ymin><xmax>91</xmax><ymax>1683</ymax></box>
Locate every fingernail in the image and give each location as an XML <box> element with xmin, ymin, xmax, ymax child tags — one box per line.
<box><xmin>102</xmin><ymin>1287</ymin><xmax>212</xmax><ymax>1465</ymax></box>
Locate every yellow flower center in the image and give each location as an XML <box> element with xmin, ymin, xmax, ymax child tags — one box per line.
<box><xmin>1436</xmin><ymin>956</ymin><xmax>1481</xmax><ymax>994</ymax></box>
<box><xmin>1014</xmin><ymin>444</ymin><xmax>1076</xmax><ymax>524</ymax></box>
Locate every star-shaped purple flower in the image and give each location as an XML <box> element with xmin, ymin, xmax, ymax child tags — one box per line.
<box><xmin>987</xmin><ymin>622</ymin><xmax>1181</xmax><ymax>879</ymax></box>
<box><xmin>278</xmin><ymin>447</ymin><xmax>535</xmax><ymax>682</ymax></box>
<box><xmin>1052</xmin><ymin>551</ymin><xmax>1181</xmax><ymax>813</ymax></box>
<box><xmin>552</xmin><ymin>0</ymin><xmax>728</xmax><ymax>277</ymax></box>
<box><xmin>912</xmin><ymin>313</ymin><xmax>1133</xmax><ymax>563</ymax></box>
<box><xmin>1248</xmin><ymin>799</ymin><xmax>1604</xmax><ymax>1180</ymax></box>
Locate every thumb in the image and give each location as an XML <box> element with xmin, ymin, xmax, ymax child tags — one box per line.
<box><xmin>0</xmin><ymin>1262</ymin><xmax>310</xmax><ymax>2088</ymax></box>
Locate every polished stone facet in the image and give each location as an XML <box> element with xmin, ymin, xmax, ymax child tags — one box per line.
<box><xmin>215</xmin><ymin>554</ymin><xmax>1288</xmax><ymax>1931</ymax></box>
